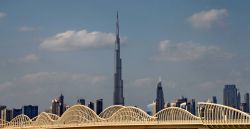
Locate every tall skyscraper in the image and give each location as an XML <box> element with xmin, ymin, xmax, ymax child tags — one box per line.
<box><xmin>52</xmin><ymin>99</ymin><xmax>60</xmax><ymax>115</ymax></box>
<box><xmin>223</xmin><ymin>84</ymin><xmax>238</xmax><ymax>108</ymax></box>
<box><xmin>0</xmin><ymin>105</ymin><xmax>6</xmax><ymax>120</ymax></box>
<box><xmin>173</xmin><ymin>97</ymin><xmax>195</xmax><ymax>114</ymax></box>
<box><xmin>51</xmin><ymin>94</ymin><xmax>65</xmax><ymax>116</ymax></box>
<box><xmin>175</xmin><ymin>97</ymin><xmax>188</xmax><ymax>107</ymax></box>
<box><xmin>240</xmin><ymin>102</ymin><xmax>248</xmax><ymax>112</ymax></box>
<box><xmin>59</xmin><ymin>93</ymin><xmax>64</xmax><ymax>116</ymax></box>
<box><xmin>88</xmin><ymin>102</ymin><xmax>94</xmax><ymax>111</ymax></box>
<box><xmin>1</xmin><ymin>108</ymin><xmax>6</xmax><ymax>122</ymax></box>
<box><xmin>237</xmin><ymin>91</ymin><xmax>241</xmax><ymax>109</ymax></box>
<box><xmin>113</xmin><ymin>12</ymin><xmax>124</xmax><ymax>105</ymax></box>
<box><xmin>189</xmin><ymin>99</ymin><xmax>196</xmax><ymax>115</ymax></box>
<box><xmin>22</xmin><ymin>105</ymin><xmax>38</xmax><ymax>118</ymax></box>
<box><xmin>212</xmin><ymin>96</ymin><xmax>217</xmax><ymax>104</ymax></box>
<box><xmin>244</xmin><ymin>93</ymin><xmax>249</xmax><ymax>113</ymax></box>
<box><xmin>155</xmin><ymin>79</ymin><xmax>165</xmax><ymax>112</ymax></box>
<box><xmin>77</xmin><ymin>98</ymin><xmax>85</xmax><ymax>105</ymax></box>
<box><xmin>0</xmin><ymin>108</ymin><xmax>13</xmax><ymax>122</ymax></box>
<box><xmin>96</xmin><ymin>99</ymin><xmax>103</xmax><ymax>115</ymax></box>
<box><xmin>12</xmin><ymin>108</ymin><xmax>22</xmax><ymax>118</ymax></box>
<box><xmin>5</xmin><ymin>109</ymin><xmax>12</xmax><ymax>122</ymax></box>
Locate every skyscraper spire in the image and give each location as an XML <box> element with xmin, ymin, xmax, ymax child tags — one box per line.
<box><xmin>116</xmin><ymin>11</ymin><xmax>119</xmax><ymax>37</ymax></box>
<box><xmin>113</xmin><ymin>12</ymin><xmax>124</xmax><ymax>105</ymax></box>
<box><xmin>59</xmin><ymin>93</ymin><xmax>64</xmax><ymax>116</ymax></box>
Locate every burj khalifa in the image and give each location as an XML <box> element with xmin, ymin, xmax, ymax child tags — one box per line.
<box><xmin>113</xmin><ymin>12</ymin><xmax>125</xmax><ymax>105</ymax></box>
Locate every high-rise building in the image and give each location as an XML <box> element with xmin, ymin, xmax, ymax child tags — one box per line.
<box><xmin>59</xmin><ymin>93</ymin><xmax>64</xmax><ymax>116</ymax></box>
<box><xmin>237</xmin><ymin>91</ymin><xmax>241</xmax><ymax>109</ymax></box>
<box><xmin>0</xmin><ymin>108</ymin><xmax>6</xmax><ymax>122</ymax></box>
<box><xmin>0</xmin><ymin>106</ymin><xmax>6</xmax><ymax>110</ymax></box>
<box><xmin>88</xmin><ymin>102</ymin><xmax>94</xmax><ymax>111</ymax></box>
<box><xmin>77</xmin><ymin>98</ymin><xmax>85</xmax><ymax>105</ymax></box>
<box><xmin>179</xmin><ymin>99</ymin><xmax>196</xmax><ymax>115</ymax></box>
<box><xmin>22</xmin><ymin>105</ymin><xmax>38</xmax><ymax>118</ymax></box>
<box><xmin>240</xmin><ymin>102</ymin><xmax>248</xmax><ymax>112</ymax></box>
<box><xmin>5</xmin><ymin>109</ymin><xmax>12</xmax><ymax>122</ymax></box>
<box><xmin>96</xmin><ymin>99</ymin><xmax>103</xmax><ymax>115</ymax></box>
<box><xmin>244</xmin><ymin>93</ymin><xmax>249</xmax><ymax>113</ymax></box>
<box><xmin>223</xmin><ymin>84</ymin><xmax>238</xmax><ymax>108</ymax></box>
<box><xmin>52</xmin><ymin>99</ymin><xmax>60</xmax><ymax>115</ymax></box>
<box><xmin>0</xmin><ymin>108</ymin><xmax>13</xmax><ymax>122</ymax></box>
<box><xmin>51</xmin><ymin>94</ymin><xmax>65</xmax><ymax>116</ymax></box>
<box><xmin>189</xmin><ymin>99</ymin><xmax>196</xmax><ymax>115</ymax></box>
<box><xmin>156</xmin><ymin>80</ymin><xmax>165</xmax><ymax>112</ymax></box>
<box><xmin>113</xmin><ymin>12</ymin><xmax>125</xmax><ymax>105</ymax></box>
<box><xmin>12</xmin><ymin>108</ymin><xmax>22</xmax><ymax>118</ymax></box>
<box><xmin>0</xmin><ymin>105</ymin><xmax>6</xmax><ymax>120</ymax></box>
<box><xmin>175</xmin><ymin>97</ymin><xmax>188</xmax><ymax>107</ymax></box>
<box><xmin>212</xmin><ymin>96</ymin><xmax>217</xmax><ymax>104</ymax></box>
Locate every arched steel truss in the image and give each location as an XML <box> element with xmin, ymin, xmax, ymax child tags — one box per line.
<box><xmin>105</xmin><ymin>106</ymin><xmax>156</xmax><ymax>123</ymax></box>
<box><xmin>56</xmin><ymin>105</ymin><xmax>102</xmax><ymax>125</ymax></box>
<box><xmin>7</xmin><ymin>114</ymin><xmax>31</xmax><ymax>127</ymax></box>
<box><xmin>198</xmin><ymin>102</ymin><xmax>250</xmax><ymax>128</ymax></box>
<box><xmin>99</xmin><ymin>105</ymin><xmax>125</xmax><ymax>119</ymax></box>
<box><xmin>1</xmin><ymin>103</ymin><xmax>250</xmax><ymax>129</ymax></box>
<box><xmin>154</xmin><ymin>107</ymin><xmax>201</xmax><ymax>124</ymax></box>
<box><xmin>32</xmin><ymin>112</ymin><xmax>57</xmax><ymax>127</ymax></box>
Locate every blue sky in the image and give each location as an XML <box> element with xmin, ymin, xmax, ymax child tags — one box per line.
<box><xmin>0</xmin><ymin>0</ymin><xmax>250</xmax><ymax>111</ymax></box>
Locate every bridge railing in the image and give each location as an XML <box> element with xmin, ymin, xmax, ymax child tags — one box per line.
<box><xmin>198</xmin><ymin>102</ymin><xmax>250</xmax><ymax>126</ymax></box>
<box><xmin>2</xmin><ymin>103</ymin><xmax>250</xmax><ymax>128</ymax></box>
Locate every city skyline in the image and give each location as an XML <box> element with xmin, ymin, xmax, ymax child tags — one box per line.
<box><xmin>1</xmin><ymin>0</ymin><xmax>250</xmax><ymax>111</ymax></box>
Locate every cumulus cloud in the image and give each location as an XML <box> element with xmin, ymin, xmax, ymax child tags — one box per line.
<box><xmin>18</xmin><ymin>72</ymin><xmax>107</xmax><ymax>85</ymax></box>
<box><xmin>40</xmin><ymin>29</ymin><xmax>127</xmax><ymax>52</ymax></box>
<box><xmin>0</xmin><ymin>12</ymin><xmax>6</xmax><ymax>19</ymax></box>
<box><xmin>188</xmin><ymin>9</ymin><xmax>228</xmax><ymax>29</ymax></box>
<box><xmin>0</xmin><ymin>72</ymin><xmax>107</xmax><ymax>109</ymax></box>
<box><xmin>132</xmin><ymin>77</ymin><xmax>176</xmax><ymax>89</ymax></box>
<box><xmin>19</xmin><ymin>26</ymin><xmax>36</xmax><ymax>32</ymax></box>
<box><xmin>30</xmin><ymin>72</ymin><xmax>106</xmax><ymax>86</ymax></box>
<box><xmin>155</xmin><ymin>40</ymin><xmax>233</xmax><ymax>62</ymax></box>
<box><xmin>133</xmin><ymin>77</ymin><xmax>154</xmax><ymax>87</ymax></box>
<box><xmin>21</xmin><ymin>54</ymin><xmax>39</xmax><ymax>62</ymax></box>
<box><xmin>2</xmin><ymin>54</ymin><xmax>39</xmax><ymax>65</ymax></box>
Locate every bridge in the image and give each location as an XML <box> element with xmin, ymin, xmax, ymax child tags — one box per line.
<box><xmin>0</xmin><ymin>103</ymin><xmax>249</xmax><ymax>129</ymax></box>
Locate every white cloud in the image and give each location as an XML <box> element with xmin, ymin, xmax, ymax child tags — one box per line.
<box><xmin>133</xmin><ymin>77</ymin><xmax>154</xmax><ymax>87</ymax></box>
<box><xmin>40</xmin><ymin>29</ymin><xmax>127</xmax><ymax>52</ymax></box>
<box><xmin>21</xmin><ymin>54</ymin><xmax>39</xmax><ymax>62</ymax></box>
<box><xmin>2</xmin><ymin>54</ymin><xmax>39</xmax><ymax>65</ymax></box>
<box><xmin>132</xmin><ymin>77</ymin><xmax>176</xmax><ymax>89</ymax></box>
<box><xmin>0</xmin><ymin>72</ymin><xmax>107</xmax><ymax>108</ymax></box>
<box><xmin>19</xmin><ymin>26</ymin><xmax>36</xmax><ymax>32</ymax></box>
<box><xmin>18</xmin><ymin>72</ymin><xmax>107</xmax><ymax>85</ymax></box>
<box><xmin>0</xmin><ymin>81</ymin><xmax>12</xmax><ymax>91</ymax></box>
<box><xmin>188</xmin><ymin>9</ymin><xmax>228</xmax><ymax>29</ymax></box>
<box><xmin>155</xmin><ymin>40</ymin><xmax>233</xmax><ymax>62</ymax></box>
<box><xmin>0</xmin><ymin>12</ymin><xmax>6</xmax><ymax>19</ymax></box>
